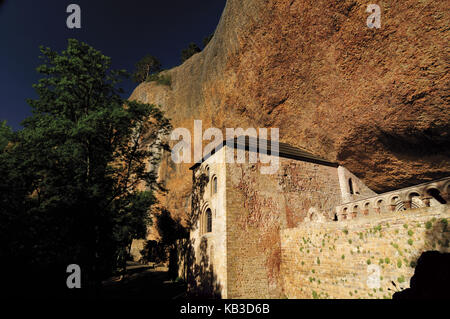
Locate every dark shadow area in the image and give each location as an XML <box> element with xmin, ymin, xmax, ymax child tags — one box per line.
<box><xmin>393</xmin><ymin>251</ymin><xmax>450</xmax><ymax>299</ymax></box>
<box><xmin>375</xmin><ymin>124</ymin><xmax>450</xmax><ymax>158</ymax></box>
<box><xmin>182</xmin><ymin>168</ymin><xmax>222</xmax><ymax>298</ymax></box>
<box><xmin>99</xmin><ymin>263</ymin><xmax>186</xmax><ymax>300</ymax></box>
<box><xmin>394</xmin><ymin>216</ymin><xmax>450</xmax><ymax>299</ymax></box>
<box><xmin>140</xmin><ymin>208</ymin><xmax>188</xmax><ymax>281</ymax></box>
<box><xmin>184</xmin><ymin>237</ymin><xmax>222</xmax><ymax>299</ymax></box>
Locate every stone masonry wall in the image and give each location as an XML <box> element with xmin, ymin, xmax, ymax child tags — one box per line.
<box><xmin>281</xmin><ymin>205</ymin><xmax>450</xmax><ymax>299</ymax></box>
<box><xmin>226</xmin><ymin>152</ymin><xmax>342</xmax><ymax>298</ymax></box>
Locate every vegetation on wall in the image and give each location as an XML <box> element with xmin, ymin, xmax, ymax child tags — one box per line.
<box><xmin>181</xmin><ymin>42</ymin><xmax>201</xmax><ymax>63</ymax></box>
<box><xmin>180</xmin><ymin>33</ymin><xmax>214</xmax><ymax>63</ymax></box>
<box><xmin>132</xmin><ymin>54</ymin><xmax>162</xmax><ymax>83</ymax></box>
<box><xmin>288</xmin><ymin>213</ymin><xmax>449</xmax><ymax>299</ymax></box>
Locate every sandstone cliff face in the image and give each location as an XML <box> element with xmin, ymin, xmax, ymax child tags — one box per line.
<box><xmin>130</xmin><ymin>0</ymin><xmax>449</xmax><ymax>222</ymax></box>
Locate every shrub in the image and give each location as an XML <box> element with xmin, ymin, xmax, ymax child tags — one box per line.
<box><xmin>441</xmin><ymin>219</ymin><xmax>448</xmax><ymax>232</ymax></box>
<box><xmin>181</xmin><ymin>42</ymin><xmax>201</xmax><ymax>62</ymax></box>
<box><xmin>147</xmin><ymin>72</ymin><xmax>172</xmax><ymax>86</ymax></box>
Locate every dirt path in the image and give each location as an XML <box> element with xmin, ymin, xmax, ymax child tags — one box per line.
<box><xmin>99</xmin><ymin>263</ymin><xmax>186</xmax><ymax>299</ymax></box>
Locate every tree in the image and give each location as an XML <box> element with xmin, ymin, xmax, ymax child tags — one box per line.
<box><xmin>181</xmin><ymin>42</ymin><xmax>201</xmax><ymax>63</ymax></box>
<box><xmin>0</xmin><ymin>120</ymin><xmax>12</xmax><ymax>150</ymax></box>
<box><xmin>202</xmin><ymin>34</ymin><xmax>214</xmax><ymax>48</ymax></box>
<box><xmin>132</xmin><ymin>54</ymin><xmax>162</xmax><ymax>83</ymax></box>
<box><xmin>0</xmin><ymin>39</ymin><xmax>171</xmax><ymax>296</ymax></box>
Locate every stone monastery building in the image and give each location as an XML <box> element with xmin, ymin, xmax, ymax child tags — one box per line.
<box><xmin>187</xmin><ymin>136</ymin><xmax>449</xmax><ymax>298</ymax></box>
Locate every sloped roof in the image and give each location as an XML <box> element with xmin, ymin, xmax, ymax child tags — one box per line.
<box><xmin>190</xmin><ymin>136</ymin><xmax>337</xmax><ymax>170</ymax></box>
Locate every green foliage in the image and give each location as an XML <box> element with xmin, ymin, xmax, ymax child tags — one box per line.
<box><xmin>441</xmin><ymin>218</ymin><xmax>448</xmax><ymax>232</ymax></box>
<box><xmin>202</xmin><ymin>34</ymin><xmax>214</xmax><ymax>47</ymax></box>
<box><xmin>0</xmin><ymin>120</ymin><xmax>12</xmax><ymax>151</ymax></box>
<box><xmin>174</xmin><ymin>277</ymin><xmax>185</xmax><ymax>283</ymax></box>
<box><xmin>366</xmin><ymin>259</ymin><xmax>371</xmax><ymax>265</ymax></box>
<box><xmin>132</xmin><ymin>54</ymin><xmax>162</xmax><ymax>83</ymax></box>
<box><xmin>341</xmin><ymin>254</ymin><xmax>345</xmax><ymax>260</ymax></box>
<box><xmin>316</xmin><ymin>257</ymin><xmax>320</xmax><ymax>265</ymax></box>
<box><xmin>181</xmin><ymin>42</ymin><xmax>201</xmax><ymax>63</ymax></box>
<box><xmin>0</xmin><ymin>39</ymin><xmax>171</xmax><ymax>293</ymax></box>
<box><xmin>398</xmin><ymin>276</ymin><xmax>405</xmax><ymax>283</ymax></box>
<box><xmin>147</xmin><ymin>72</ymin><xmax>172</xmax><ymax>87</ymax></box>
<box><xmin>403</xmin><ymin>224</ymin><xmax>408</xmax><ymax>229</ymax></box>
<box><xmin>444</xmin><ymin>239</ymin><xmax>450</xmax><ymax>248</ymax></box>
<box><xmin>397</xmin><ymin>260</ymin><xmax>402</xmax><ymax>268</ymax></box>
<box><xmin>385</xmin><ymin>257</ymin><xmax>390</xmax><ymax>264</ymax></box>
<box><xmin>343</xmin><ymin>229</ymin><xmax>348</xmax><ymax>235</ymax></box>
<box><xmin>374</xmin><ymin>225</ymin><xmax>382</xmax><ymax>232</ymax></box>
<box><xmin>425</xmin><ymin>221</ymin><xmax>432</xmax><ymax>229</ymax></box>
<box><xmin>408</xmin><ymin>239</ymin><xmax>414</xmax><ymax>245</ymax></box>
<box><xmin>407</xmin><ymin>230</ymin><xmax>414</xmax><ymax>236</ymax></box>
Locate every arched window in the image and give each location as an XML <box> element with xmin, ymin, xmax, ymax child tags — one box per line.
<box><xmin>348</xmin><ymin>178</ymin><xmax>354</xmax><ymax>195</ymax></box>
<box><xmin>427</xmin><ymin>188</ymin><xmax>447</xmax><ymax>205</ymax></box>
<box><xmin>206</xmin><ymin>209</ymin><xmax>212</xmax><ymax>233</ymax></box>
<box><xmin>212</xmin><ymin>176</ymin><xmax>218</xmax><ymax>194</ymax></box>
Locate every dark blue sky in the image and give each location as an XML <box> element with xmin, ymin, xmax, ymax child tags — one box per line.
<box><xmin>0</xmin><ymin>0</ymin><xmax>226</xmax><ymax>130</ymax></box>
